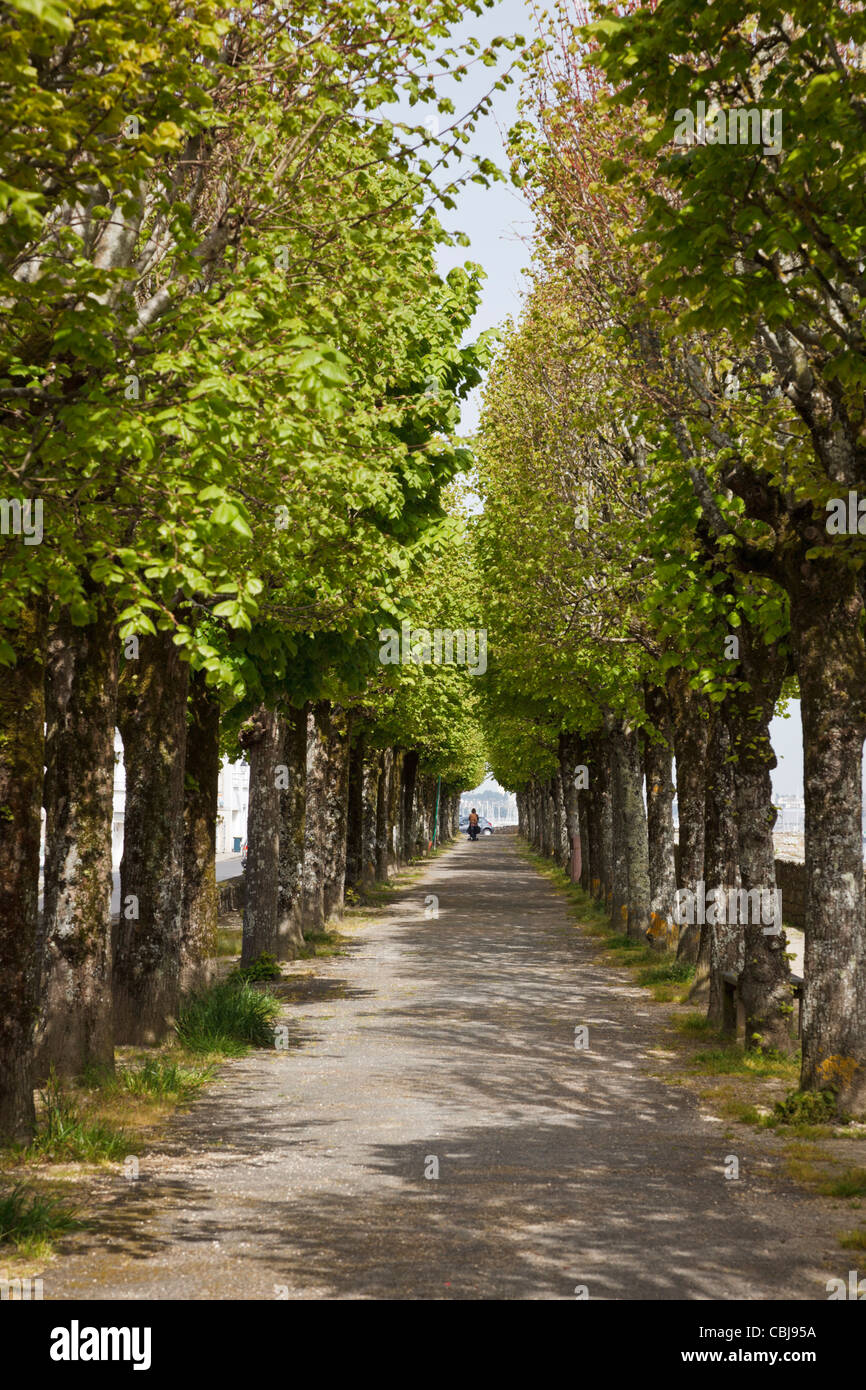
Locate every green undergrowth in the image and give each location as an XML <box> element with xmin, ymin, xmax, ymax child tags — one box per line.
<box><xmin>93</xmin><ymin>1057</ymin><xmax>214</xmax><ymax>1101</ymax></box>
<box><xmin>25</xmin><ymin>1072</ymin><xmax>131</xmax><ymax>1164</ymax></box>
<box><xmin>216</xmin><ymin>924</ymin><xmax>243</xmax><ymax>956</ymax></box>
<box><xmin>294</xmin><ymin>928</ymin><xmax>350</xmax><ymax>960</ymax></box>
<box><xmin>231</xmin><ymin>952</ymin><xmax>282</xmax><ymax>983</ymax></box>
<box><xmin>0</xmin><ymin>1182</ymin><xmax>80</xmax><ymax>1258</ymax></box>
<box><xmin>175</xmin><ymin>978</ymin><xmax>281</xmax><ymax>1054</ymax></box>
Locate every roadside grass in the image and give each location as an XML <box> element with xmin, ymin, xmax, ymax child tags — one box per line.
<box><xmin>95</xmin><ymin>1057</ymin><xmax>214</xmax><ymax>1102</ymax></box>
<box><xmin>295</xmin><ymin>928</ymin><xmax>352</xmax><ymax>959</ymax></box>
<box><xmin>784</xmin><ymin>1145</ymin><xmax>866</xmax><ymax>1200</ymax></box>
<box><xmin>216</xmin><ymin>924</ymin><xmax>243</xmax><ymax>956</ymax></box>
<box><xmin>25</xmin><ymin>1071</ymin><xmax>131</xmax><ymax>1164</ymax></box>
<box><xmin>0</xmin><ymin>1182</ymin><xmax>80</xmax><ymax>1258</ymax></box>
<box><xmin>686</xmin><ymin>1045</ymin><xmax>798</xmax><ymax>1081</ymax></box>
<box><xmin>175</xmin><ymin>978</ymin><xmax>281</xmax><ymax>1054</ymax></box>
<box><xmin>837</xmin><ymin>1228</ymin><xmax>866</xmax><ymax>1250</ymax></box>
<box><xmin>675</xmin><ymin>1012</ymin><xmax>713</xmax><ymax>1035</ymax></box>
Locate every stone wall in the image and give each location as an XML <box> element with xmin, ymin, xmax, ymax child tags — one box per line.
<box><xmin>218</xmin><ymin>874</ymin><xmax>245</xmax><ymax>914</ymax></box>
<box><xmin>775</xmin><ymin>859</ymin><xmax>807</xmax><ymax>930</ymax></box>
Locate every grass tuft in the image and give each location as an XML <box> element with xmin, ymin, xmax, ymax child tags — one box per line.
<box><xmin>114</xmin><ymin>1057</ymin><xmax>213</xmax><ymax>1100</ymax></box>
<box><xmin>231</xmin><ymin>952</ymin><xmax>282</xmax><ymax>984</ymax></box>
<box><xmin>175</xmin><ymin>979</ymin><xmax>281</xmax><ymax>1055</ymax></box>
<box><xmin>772</xmin><ymin>1088</ymin><xmax>850</xmax><ymax>1127</ymax></box>
<box><xmin>27</xmin><ymin>1071</ymin><xmax>129</xmax><ymax>1162</ymax></box>
<box><xmin>0</xmin><ymin>1183</ymin><xmax>79</xmax><ymax>1255</ymax></box>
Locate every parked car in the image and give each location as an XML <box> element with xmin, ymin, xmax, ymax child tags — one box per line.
<box><xmin>459</xmin><ymin>816</ymin><xmax>494</xmax><ymax>836</ymax></box>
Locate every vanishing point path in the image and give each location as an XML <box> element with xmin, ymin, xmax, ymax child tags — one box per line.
<box><xmin>46</xmin><ymin>833</ymin><xmax>836</xmax><ymax>1301</ymax></box>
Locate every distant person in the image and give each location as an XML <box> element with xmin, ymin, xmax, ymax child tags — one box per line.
<box><xmin>468</xmin><ymin>808</ymin><xmax>480</xmax><ymax>841</ymax></box>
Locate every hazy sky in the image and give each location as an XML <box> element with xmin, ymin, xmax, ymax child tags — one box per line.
<box><xmin>428</xmin><ymin>0</ymin><xmax>811</xmax><ymax>798</ymax></box>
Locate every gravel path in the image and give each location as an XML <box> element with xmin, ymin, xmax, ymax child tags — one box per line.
<box><xmin>43</xmin><ymin>833</ymin><xmax>838</xmax><ymax>1300</ymax></box>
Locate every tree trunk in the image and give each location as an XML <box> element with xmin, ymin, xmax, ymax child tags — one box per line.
<box><xmin>552</xmin><ymin>769</ymin><xmax>569</xmax><ymax>871</ymax></box>
<box><xmin>357</xmin><ymin>749</ymin><xmax>379</xmax><ymax>881</ymax></box>
<box><xmin>644</xmin><ymin>682</ymin><xmax>678</xmax><ymax>951</ymax></box>
<box><xmin>276</xmin><ymin>705</ymin><xmax>306</xmax><ymax>956</ymax></box>
<box><xmin>240</xmin><ymin>704</ymin><xmax>283</xmax><ymax>964</ymax></box>
<box><xmin>609</xmin><ymin>725</ymin><xmax>630</xmax><ymax>933</ymax></box>
<box><xmin>700</xmin><ymin>709</ymin><xmax>742</xmax><ymax>1028</ymax></box>
<box><xmin>345</xmin><ymin>730</ymin><xmax>365</xmax><ymax>889</ymax></box>
<box><xmin>39</xmin><ymin>600</ymin><xmax>118</xmax><ymax>1079</ymax></box>
<box><xmin>322</xmin><ymin>705</ymin><xmax>350</xmax><ymax>921</ymax></box>
<box><xmin>671</xmin><ymin>673</ymin><xmax>710</xmax><ymax>963</ymax></box>
<box><xmin>616</xmin><ymin>720</ymin><xmax>651</xmax><ymax>940</ymax></box>
<box><xmin>303</xmin><ymin>704</ymin><xmax>327</xmax><ymax>931</ymax></box>
<box><xmin>400</xmin><ymin>749</ymin><xmax>419</xmax><ymax>862</ymax></box>
<box><xmin>559</xmin><ymin>733</ymin><xmax>583</xmax><ymax>883</ymax></box>
<box><xmin>585</xmin><ymin>735</ymin><xmax>605</xmax><ymax>900</ymax></box>
<box><xmin>730</xmin><ymin>625</ymin><xmax>793</xmax><ymax>1053</ymax></box>
<box><xmin>180</xmin><ymin>669</ymin><xmax>220</xmax><ymax>991</ymax></box>
<box><xmin>789</xmin><ymin>562</ymin><xmax>866</xmax><ymax>1107</ymax></box>
<box><xmin>0</xmin><ymin>603</ymin><xmax>45</xmax><ymax>1141</ymax></box>
<box><xmin>388</xmin><ymin>750</ymin><xmax>403</xmax><ymax>867</ymax></box>
<box><xmin>375</xmin><ymin>749</ymin><xmax>392</xmax><ymax>880</ymax></box>
<box><xmin>114</xmin><ymin>629</ymin><xmax>189</xmax><ymax>1044</ymax></box>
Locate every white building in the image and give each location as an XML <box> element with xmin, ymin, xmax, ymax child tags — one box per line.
<box><xmin>216</xmin><ymin>758</ymin><xmax>250</xmax><ymax>855</ymax></box>
<box><xmin>111</xmin><ymin>735</ymin><xmax>249</xmax><ymax>866</ymax></box>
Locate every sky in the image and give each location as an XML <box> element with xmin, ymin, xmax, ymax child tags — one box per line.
<box><xmin>419</xmin><ymin>0</ymin><xmax>810</xmax><ymax>799</ymax></box>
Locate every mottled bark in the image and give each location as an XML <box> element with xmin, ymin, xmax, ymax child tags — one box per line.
<box><xmin>276</xmin><ymin>705</ymin><xmax>306</xmax><ymax>955</ymax></box>
<box><xmin>644</xmin><ymin>683</ymin><xmax>678</xmax><ymax>951</ymax></box>
<box><xmin>240</xmin><ymin>704</ymin><xmax>283</xmax><ymax>965</ymax></box>
<box><xmin>540</xmin><ymin>778</ymin><xmax>555</xmax><ymax>858</ymax></box>
<box><xmin>400</xmin><ymin>749</ymin><xmax>419</xmax><ymax>862</ymax></box>
<box><xmin>789</xmin><ymin>562</ymin><xmax>866</xmax><ymax>1106</ymax></box>
<box><xmin>609</xmin><ymin>726</ymin><xmax>630</xmax><ymax>933</ymax></box>
<box><xmin>587</xmin><ymin>732</ymin><xmax>612</xmax><ymax>904</ymax></box>
<box><xmin>729</xmin><ymin>627</ymin><xmax>793</xmax><ymax>1053</ymax></box>
<box><xmin>360</xmin><ymin>750</ymin><xmax>380</xmax><ymax>881</ymax></box>
<box><xmin>671</xmin><ymin>673</ymin><xmax>711</xmax><ymax>963</ymax></box>
<box><xmin>39</xmin><ymin>601</ymin><xmax>118</xmax><ymax>1079</ymax></box>
<box><xmin>375</xmin><ymin>749</ymin><xmax>392</xmax><ymax>881</ymax></box>
<box><xmin>303</xmin><ymin>704</ymin><xmax>327</xmax><ymax>930</ymax></box>
<box><xmin>700</xmin><ymin>710</ymin><xmax>743</xmax><ymax>1028</ymax></box>
<box><xmin>114</xmin><ymin>630</ymin><xmax>189</xmax><ymax>1044</ymax></box>
<box><xmin>388</xmin><ymin>751</ymin><xmax>403</xmax><ymax>867</ymax></box>
<box><xmin>345</xmin><ymin>731</ymin><xmax>366</xmax><ymax>888</ymax></box>
<box><xmin>559</xmin><ymin>733</ymin><xmax>584</xmax><ymax>883</ymax></box>
<box><xmin>552</xmin><ymin>769</ymin><xmax>569</xmax><ymax>871</ymax></box>
<box><xmin>180</xmin><ymin>669</ymin><xmax>220</xmax><ymax>991</ymax></box>
<box><xmin>321</xmin><ymin>705</ymin><xmax>350</xmax><ymax>921</ymax></box>
<box><xmin>613</xmin><ymin>721</ymin><xmax>651</xmax><ymax>940</ymax></box>
<box><xmin>0</xmin><ymin>602</ymin><xmax>45</xmax><ymax>1141</ymax></box>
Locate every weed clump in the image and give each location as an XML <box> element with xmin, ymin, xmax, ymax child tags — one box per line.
<box><xmin>773</xmin><ymin>1089</ymin><xmax>850</xmax><ymax>1127</ymax></box>
<box><xmin>175</xmin><ymin>979</ymin><xmax>281</xmax><ymax>1055</ymax></box>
